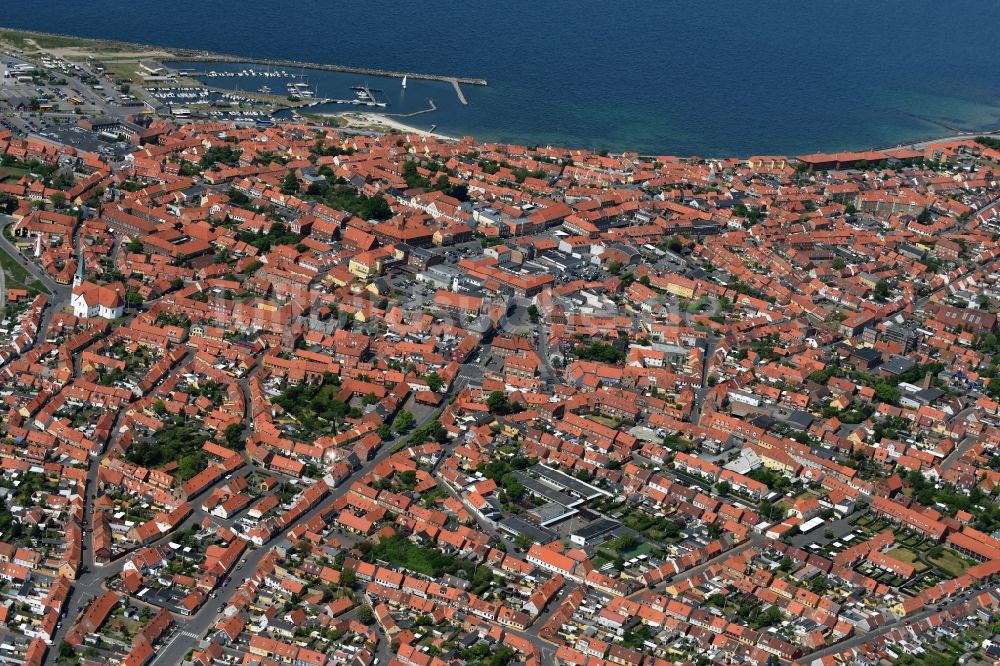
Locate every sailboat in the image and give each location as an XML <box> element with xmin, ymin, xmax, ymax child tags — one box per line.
<box><xmin>401</xmin><ymin>75</ymin><xmax>407</xmax><ymax>90</ymax></box>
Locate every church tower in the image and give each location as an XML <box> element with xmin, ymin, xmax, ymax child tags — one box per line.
<box><xmin>73</xmin><ymin>245</ymin><xmax>85</xmax><ymax>288</ymax></box>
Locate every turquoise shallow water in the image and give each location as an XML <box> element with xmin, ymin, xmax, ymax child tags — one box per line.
<box><xmin>4</xmin><ymin>0</ymin><xmax>1000</xmax><ymax>155</ymax></box>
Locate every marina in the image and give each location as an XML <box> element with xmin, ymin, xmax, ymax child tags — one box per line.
<box><xmin>182</xmin><ymin>65</ymin><xmax>470</xmax><ymax>105</ymax></box>
<box><xmin>7</xmin><ymin>3</ymin><xmax>998</xmax><ymax>154</ymax></box>
<box><xmin>169</xmin><ymin>61</ymin><xmax>463</xmax><ymax>129</ymax></box>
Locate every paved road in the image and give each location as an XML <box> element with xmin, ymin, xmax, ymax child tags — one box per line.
<box><xmin>0</xmin><ymin>215</ymin><xmax>68</xmax><ymax>297</ymax></box>
<box><xmin>145</xmin><ymin>393</ymin><xmax>451</xmax><ymax>665</ymax></box>
<box><xmin>801</xmin><ymin>586</ymin><xmax>991</xmax><ymax>663</ymax></box>
<box><xmin>940</xmin><ymin>435</ymin><xmax>979</xmax><ymax>473</ymax></box>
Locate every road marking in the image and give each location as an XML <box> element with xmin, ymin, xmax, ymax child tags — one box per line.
<box><xmin>149</xmin><ymin>629</ymin><xmax>199</xmax><ymax>665</ymax></box>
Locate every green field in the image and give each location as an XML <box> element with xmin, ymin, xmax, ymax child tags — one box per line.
<box><xmin>0</xmin><ymin>167</ymin><xmax>29</xmax><ymax>182</ymax></box>
<box><xmin>927</xmin><ymin>549</ymin><xmax>973</xmax><ymax>578</ymax></box>
<box><xmin>367</xmin><ymin>534</ymin><xmax>467</xmax><ymax>578</ymax></box>
<box><xmin>0</xmin><ymin>29</ymin><xmax>134</xmax><ymax>52</ymax></box>
<box><xmin>885</xmin><ymin>547</ymin><xmax>928</xmax><ymax>572</ymax></box>
<box><xmin>587</xmin><ymin>414</ymin><xmax>622</xmax><ymax>428</ymax></box>
<box><xmin>0</xmin><ymin>245</ymin><xmax>50</xmax><ymax>296</ymax></box>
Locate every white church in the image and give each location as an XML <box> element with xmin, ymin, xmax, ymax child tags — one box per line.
<box><xmin>70</xmin><ymin>249</ymin><xmax>125</xmax><ymax>319</ymax></box>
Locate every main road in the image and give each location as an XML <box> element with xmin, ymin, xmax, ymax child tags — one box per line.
<box><xmin>127</xmin><ymin>366</ymin><xmax>478</xmax><ymax>666</ymax></box>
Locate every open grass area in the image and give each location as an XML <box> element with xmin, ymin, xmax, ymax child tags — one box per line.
<box><xmin>591</xmin><ymin>552</ymin><xmax>612</xmax><ymax>569</ymax></box>
<box><xmin>587</xmin><ymin>414</ymin><xmax>621</xmax><ymax>428</ymax></box>
<box><xmin>0</xmin><ymin>29</ymin><xmax>134</xmax><ymax>53</ymax></box>
<box><xmin>99</xmin><ymin>60</ymin><xmax>145</xmax><ymax>81</ymax></box>
<box><xmin>0</xmin><ymin>244</ymin><xmax>30</xmax><ymax>283</ymax></box>
<box><xmin>0</xmin><ymin>167</ymin><xmax>29</xmax><ymax>182</ymax></box>
<box><xmin>886</xmin><ymin>547</ymin><xmax>928</xmax><ymax>572</ymax></box>
<box><xmin>927</xmin><ymin>549</ymin><xmax>973</xmax><ymax>578</ymax></box>
<box><xmin>367</xmin><ymin>534</ymin><xmax>469</xmax><ymax>578</ymax></box>
<box><xmin>0</xmin><ymin>245</ymin><xmax>51</xmax><ymax>296</ymax></box>
<box><xmin>0</xmin><ymin>31</ymin><xmax>32</xmax><ymax>50</ymax></box>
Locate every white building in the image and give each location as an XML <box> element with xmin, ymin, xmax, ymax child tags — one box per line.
<box><xmin>71</xmin><ymin>281</ymin><xmax>124</xmax><ymax>319</ymax></box>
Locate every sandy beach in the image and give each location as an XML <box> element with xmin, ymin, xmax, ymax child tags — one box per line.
<box><xmin>321</xmin><ymin>112</ymin><xmax>459</xmax><ymax>142</ymax></box>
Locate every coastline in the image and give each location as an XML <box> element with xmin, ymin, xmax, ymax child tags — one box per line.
<box><xmin>2</xmin><ymin>25</ymin><xmax>1000</xmax><ymax>157</ymax></box>
<box><xmin>319</xmin><ymin>112</ymin><xmax>460</xmax><ymax>142</ymax></box>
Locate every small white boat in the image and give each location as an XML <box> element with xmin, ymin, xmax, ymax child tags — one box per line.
<box><xmin>402</xmin><ymin>75</ymin><xmax>407</xmax><ymax>89</ymax></box>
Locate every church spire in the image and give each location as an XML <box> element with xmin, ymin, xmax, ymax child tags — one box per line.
<box><xmin>73</xmin><ymin>244</ymin><xmax>85</xmax><ymax>288</ymax></box>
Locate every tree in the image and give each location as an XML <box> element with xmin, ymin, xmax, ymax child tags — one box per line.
<box><xmin>715</xmin><ymin>481</ymin><xmax>732</xmax><ymax>496</ymax></box>
<box><xmin>424</xmin><ymin>372</ymin><xmax>445</xmax><ymax>393</ymax></box>
<box><xmin>873</xmin><ymin>382</ymin><xmax>901</xmax><ymax>404</ymax></box>
<box><xmin>393</xmin><ymin>410</ymin><xmax>415</xmax><ymax>433</ymax></box>
<box><xmin>49</xmin><ymin>192</ymin><xmax>66</xmax><ymax>208</ymax></box>
<box><xmin>612</xmin><ymin>532</ymin><xmax>636</xmax><ymax>552</ymax></box>
<box><xmin>487</xmin><ymin>390</ymin><xmax>512</xmax><ymax>414</ymax></box>
<box><xmin>339</xmin><ymin>567</ymin><xmax>356</xmax><ymax>588</ymax></box>
<box><xmin>831</xmin><ymin>256</ymin><xmax>846</xmax><ymax>270</ymax></box>
<box><xmin>170</xmin><ymin>278</ymin><xmax>184</xmax><ymax>290</ymax></box>
<box><xmin>357</xmin><ymin>604</ymin><xmax>374</xmax><ymax>624</ymax></box>
<box><xmin>809</xmin><ymin>576</ymin><xmax>829</xmax><ymax>594</ymax></box>
<box><xmin>223</xmin><ymin>423</ymin><xmax>244</xmax><ymax>450</ymax></box>
<box><xmin>873</xmin><ymin>279</ymin><xmax>891</xmax><ymax>302</ymax></box>
<box><xmin>58</xmin><ymin>641</ymin><xmax>76</xmax><ymax>660</ymax></box>
<box><xmin>281</xmin><ymin>172</ymin><xmax>300</xmax><ymax>194</ymax></box>
<box><xmin>179</xmin><ymin>160</ymin><xmax>201</xmax><ymax>177</ymax></box>
<box><xmin>758</xmin><ymin>501</ymin><xmax>785</xmax><ymax>521</ymax></box>
<box><xmin>125</xmin><ymin>239</ymin><xmax>144</xmax><ymax>254</ymax></box>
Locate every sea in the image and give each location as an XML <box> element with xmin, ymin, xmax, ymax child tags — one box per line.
<box><xmin>3</xmin><ymin>0</ymin><xmax>1000</xmax><ymax>156</ymax></box>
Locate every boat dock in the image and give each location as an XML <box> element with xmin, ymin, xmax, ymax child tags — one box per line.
<box><xmin>172</xmin><ymin>53</ymin><xmax>484</xmax><ymax>104</ymax></box>
<box><xmin>0</xmin><ymin>27</ymin><xmax>486</xmax><ymax>104</ymax></box>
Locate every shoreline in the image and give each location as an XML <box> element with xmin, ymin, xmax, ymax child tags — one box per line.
<box><xmin>0</xmin><ymin>25</ymin><xmax>487</xmax><ymax>85</ymax></box>
<box><xmin>3</xmin><ymin>26</ymin><xmax>1000</xmax><ymax>158</ymax></box>
<box><xmin>318</xmin><ymin>112</ymin><xmax>460</xmax><ymax>142</ymax></box>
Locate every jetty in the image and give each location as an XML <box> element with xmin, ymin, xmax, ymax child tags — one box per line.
<box><xmin>450</xmin><ymin>79</ymin><xmax>468</xmax><ymax>105</ymax></box>
<box><xmin>177</xmin><ymin>55</ymin><xmax>479</xmax><ymax>104</ymax></box>
<box><xmin>170</xmin><ymin>53</ymin><xmax>487</xmax><ymax>88</ymax></box>
<box><xmin>386</xmin><ymin>98</ymin><xmax>437</xmax><ymax>118</ymax></box>
<box><xmin>0</xmin><ymin>27</ymin><xmax>486</xmax><ymax>104</ymax></box>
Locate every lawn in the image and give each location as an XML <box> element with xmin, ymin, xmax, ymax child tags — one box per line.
<box><xmin>591</xmin><ymin>552</ymin><xmax>612</xmax><ymax>569</ymax></box>
<box><xmin>0</xmin><ymin>167</ymin><xmax>29</xmax><ymax>182</ymax></box>
<box><xmin>927</xmin><ymin>549</ymin><xmax>973</xmax><ymax>578</ymax></box>
<box><xmin>0</xmin><ymin>29</ymin><xmax>134</xmax><ymax>53</ymax></box>
<box><xmin>0</xmin><ymin>245</ymin><xmax>52</xmax><ymax>296</ymax></box>
<box><xmin>587</xmin><ymin>414</ymin><xmax>621</xmax><ymax>429</ymax></box>
<box><xmin>100</xmin><ymin>60</ymin><xmax>145</xmax><ymax>81</ymax></box>
<box><xmin>599</xmin><ymin>539</ymin><xmax>659</xmax><ymax>562</ymax></box>
<box><xmin>367</xmin><ymin>534</ymin><xmax>468</xmax><ymax>578</ymax></box>
<box><xmin>886</xmin><ymin>547</ymin><xmax>928</xmax><ymax>573</ymax></box>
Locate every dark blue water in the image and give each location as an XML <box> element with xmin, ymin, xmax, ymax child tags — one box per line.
<box><xmin>4</xmin><ymin>1</ymin><xmax>1000</xmax><ymax>155</ymax></box>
